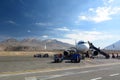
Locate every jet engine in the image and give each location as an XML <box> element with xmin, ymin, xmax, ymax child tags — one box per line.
<box><xmin>92</xmin><ymin>50</ymin><xmax>98</xmax><ymax>56</ymax></box>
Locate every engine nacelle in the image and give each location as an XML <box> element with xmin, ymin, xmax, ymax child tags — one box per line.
<box><xmin>76</xmin><ymin>41</ymin><xmax>89</xmax><ymax>53</ymax></box>
<box><xmin>63</xmin><ymin>50</ymin><xmax>69</xmax><ymax>56</ymax></box>
<box><xmin>93</xmin><ymin>51</ymin><xmax>98</xmax><ymax>56</ymax></box>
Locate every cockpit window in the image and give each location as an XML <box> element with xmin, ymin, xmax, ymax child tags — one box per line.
<box><xmin>78</xmin><ymin>41</ymin><xmax>85</xmax><ymax>44</ymax></box>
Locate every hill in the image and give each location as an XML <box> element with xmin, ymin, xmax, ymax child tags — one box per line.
<box><xmin>0</xmin><ymin>38</ymin><xmax>73</xmax><ymax>51</ymax></box>
<box><xmin>104</xmin><ymin>40</ymin><xmax>120</xmax><ymax>50</ymax></box>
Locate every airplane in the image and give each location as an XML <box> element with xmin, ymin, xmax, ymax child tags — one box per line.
<box><xmin>64</xmin><ymin>41</ymin><xmax>110</xmax><ymax>59</ymax></box>
<box><xmin>53</xmin><ymin>41</ymin><xmax>110</xmax><ymax>63</ymax></box>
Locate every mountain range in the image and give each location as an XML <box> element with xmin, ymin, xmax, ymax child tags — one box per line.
<box><xmin>0</xmin><ymin>38</ymin><xmax>120</xmax><ymax>51</ymax></box>
<box><xmin>0</xmin><ymin>38</ymin><xmax>73</xmax><ymax>51</ymax></box>
<box><xmin>104</xmin><ymin>40</ymin><xmax>120</xmax><ymax>50</ymax></box>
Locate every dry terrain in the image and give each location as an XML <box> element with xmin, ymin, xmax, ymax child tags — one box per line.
<box><xmin>0</xmin><ymin>50</ymin><xmax>120</xmax><ymax>56</ymax></box>
<box><xmin>0</xmin><ymin>51</ymin><xmax>63</xmax><ymax>56</ymax></box>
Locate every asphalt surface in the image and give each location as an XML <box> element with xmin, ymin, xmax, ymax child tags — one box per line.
<box><xmin>0</xmin><ymin>56</ymin><xmax>120</xmax><ymax>80</ymax></box>
<box><xmin>0</xmin><ymin>56</ymin><xmax>119</xmax><ymax>72</ymax></box>
<box><xmin>24</xmin><ymin>63</ymin><xmax>120</xmax><ymax>80</ymax></box>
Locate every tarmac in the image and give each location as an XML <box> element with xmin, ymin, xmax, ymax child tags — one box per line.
<box><xmin>0</xmin><ymin>56</ymin><xmax>120</xmax><ymax>74</ymax></box>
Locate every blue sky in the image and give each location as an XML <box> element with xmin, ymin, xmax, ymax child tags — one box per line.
<box><xmin>0</xmin><ymin>0</ymin><xmax>120</xmax><ymax>48</ymax></box>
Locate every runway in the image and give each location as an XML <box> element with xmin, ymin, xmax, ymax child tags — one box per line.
<box><xmin>0</xmin><ymin>62</ymin><xmax>120</xmax><ymax>80</ymax></box>
<box><xmin>0</xmin><ymin>56</ymin><xmax>120</xmax><ymax>80</ymax></box>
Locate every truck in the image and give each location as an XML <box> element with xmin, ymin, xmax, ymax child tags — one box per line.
<box><xmin>54</xmin><ymin>54</ymin><xmax>63</xmax><ymax>63</ymax></box>
<box><xmin>54</xmin><ymin>50</ymin><xmax>81</xmax><ymax>63</ymax></box>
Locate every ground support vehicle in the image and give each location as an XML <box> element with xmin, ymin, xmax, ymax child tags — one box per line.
<box><xmin>53</xmin><ymin>52</ymin><xmax>81</xmax><ymax>63</ymax></box>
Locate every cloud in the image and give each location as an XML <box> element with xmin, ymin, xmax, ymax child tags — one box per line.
<box><xmin>103</xmin><ymin>0</ymin><xmax>114</xmax><ymax>5</ymax></box>
<box><xmin>7</xmin><ymin>20</ymin><xmax>16</xmax><ymax>24</ymax></box>
<box><xmin>54</xmin><ymin>29</ymin><xmax>115</xmax><ymax>46</ymax></box>
<box><xmin>35</xmin><ymin>22</ymin><xmax>52</xmax><ymax>26</ymax></box>
<box><xmin>42</xmin><ymin>35</ymin><xmax>49</xmax><ymax>38</ymax></box>
<box><xmin>77</xmin><ymin>0</ymin><xmax>120</xmax><ymax>23</ymax></box>
<box><xmin>55</xmin><ymin>27</ymin><xmax>70</xmax><ymax>31</ymax></box>
<box><xmin>108</xmin><ymin>0</ymin><xmax>114</xmax><ymax>3</ymax></box>
<box><xmin>65</xmin><ymin>30</ymin><xmax>113</xmax><ymax>41</ymax></box>
<box><xmin>27</xmin><ymin>30</ymin><xmax>31</xmax><ymax>33</ymax></box>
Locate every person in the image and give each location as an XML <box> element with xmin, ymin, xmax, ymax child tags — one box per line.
<box><xmin>112</xmin><ymin>53</ymin><xmax>115</xmax><ymax>58</ymax></box>
<box><xmin>116</xmin><ymin>53</ymin><xmax>119</xmax><ymax>58</ymax></box>
<box><xmin>59</xmin><ymin>53</ymin><xmax>63</xmax><ymax>58</ymax></box>
<box><xmin>85</xmin><ymin>51</ymin><xmax>90</xmax><ymax>58</ymax></box>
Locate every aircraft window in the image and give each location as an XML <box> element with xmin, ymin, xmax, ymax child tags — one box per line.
<box><xmin>78</xmin><ymin>41</ymin><xmax>85</xmax><ymax>44</ymax></box>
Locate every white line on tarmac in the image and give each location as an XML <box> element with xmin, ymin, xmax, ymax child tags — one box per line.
<box><xmin>25</xmin><ymin>75</ymin><xmax>65</xmax><ymax>80</ymax></box>
<box><xmin>109</xmin><ymin>73</ymin><xmax>120</xmax><ymax>77</ymax></box>
<box><xmin>90</xmin><ymin>77</ymin><xmax>102</xmax><ymax>80</ymax></box>
<box><xmin>25</xmin><ymin>67</ymin><xmax>112</xmax><ymax>80</ymax></box>
<box><xmin>25</xmin><ymin>77</ymin><xmax>37</xmax><ymax>80</ymax></box>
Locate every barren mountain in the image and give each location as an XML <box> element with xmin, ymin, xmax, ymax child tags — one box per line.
<box><xmin>104</xmin><ymin>40</ymin><xmax>120</xmax><ymax>50</ymax></box>
<box><xmin>0</xmin><ymin>38</ymin><xmax>73</xmax><ymax>51</ymax></box>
